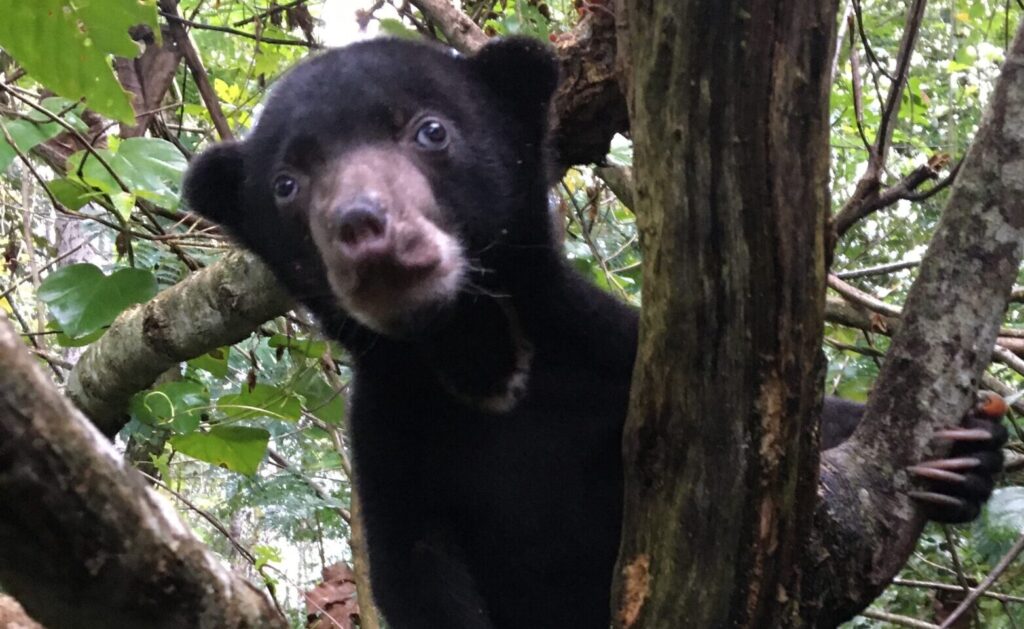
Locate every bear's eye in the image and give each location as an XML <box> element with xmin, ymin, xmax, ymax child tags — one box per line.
<box><xmin>415</xmin><ymin>119</ymin><xmax>449</xmax><ymax>150</ymax></box>
<box><xmin>273</xmin><ymin>175</ymin><xmax>299</xmax><ymax>202</ymax></box>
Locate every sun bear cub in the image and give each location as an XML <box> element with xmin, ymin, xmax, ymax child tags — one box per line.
<box><xmin>184</xmin><ymin>37</ymin><xmax>1006</xmax><ymax>628</ymax></box>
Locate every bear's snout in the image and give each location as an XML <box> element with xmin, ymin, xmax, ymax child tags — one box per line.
<box><xmin>332</xmin><ymin>196</ymin><xmax>389</xmax><ymax>260</ymax></box>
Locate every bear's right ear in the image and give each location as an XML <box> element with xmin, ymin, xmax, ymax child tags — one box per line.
<box><xmin>470</xmin><ymin>37</ymin><xmax>560</xmax><ymax>128</ymax></box>
<box><xmin>182</xmin><ymin>141</ymin><xmax>245</xmax><ymax>229</ymax></box>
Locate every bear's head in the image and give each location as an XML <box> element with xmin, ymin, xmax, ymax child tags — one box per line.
<box><xmin>183</xmin><ymin>37</ymin><xmax>560</xmax><ymax>340</ymax></box>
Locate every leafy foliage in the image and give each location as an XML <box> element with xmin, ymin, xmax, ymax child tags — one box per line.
<box><xmin>0</xmin><ymin>0</ymin><xmax>156</xmax><ymax>122</ymax></box>
<box><xmin>37</xmin><ymin>263</ymin><xmax>157</xmax><ymax>337</ymax></box>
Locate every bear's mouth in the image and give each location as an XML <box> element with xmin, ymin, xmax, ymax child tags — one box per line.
<box><xmin>319</xmin><ymin>218</ymin><xmax>466</xmax><ymax>336</ymax></box>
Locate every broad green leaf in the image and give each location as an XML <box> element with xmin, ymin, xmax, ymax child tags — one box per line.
<box><xmin>77</xmin><ymin>0</ymin><xmax>158</xmax><ymax>57</ymax></box>
<box><xmin>189</xmin><ymin>348</ymin><xmax>230</xmax><ymax>378</ymax></box>
<box><xmin>37</xmin><ymin>263</ymin><xmax>158</xmax><ymax>337</ymax></box>
<box><xmin>218</xmin><ymin>384</ymin><xmax>303</xmax><ymax>422</ymax></box>
<box><xmin>269</xmin><ymin>334</ymin><xmax>327</xmax><ymax>359</ymax></box>
<box><xmin>131</xmin><ymin>380</ymin><xmax>209</xmax><ymax>434</ymax></box>
<box><xmin>111</xmin><ymin>191</ymin><xmax>136</xmax><ymax>220</ymax></box>
<box><xmin>67</xmin><ymin>138</ymin><xmax>187</xmax><ymax>208</ymax></box>
<box><xmin>47</xmin><ymin>178</ymin><xmax>94</xmax><ymax>211</ymax></box>
<box><xmin>0</xmin><ymin>118</ymin><xmax>65</xmax><ymax>171</ymax></box>
<box><xmin>294</xmin><ymin>370</ymin><xmax>345</xmax><ymax>426</ymax></box>
<box><xmin>0</xmin><ymin>0</ymin><xmax>157</xmax><ymax>122</ymax></box>
<box><xmin>377</xmin><ymin>18</ymin><xmax>420</xmax><ymax>40</ymax></box>
<box><xmin>171</xmin><ymin>425</ymin><xmax>270</xmax><ymax>476</ymax></box>
<box><xmin>53</xmin><ymin>324</ymin><xmax>105</xmax><ymax>348</ymax></box>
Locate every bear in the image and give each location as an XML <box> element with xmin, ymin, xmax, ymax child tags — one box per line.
<box><xmin>182</xmin><ymin>37</ymin><xmax>1006</xmax><ymax>628</ymax></box>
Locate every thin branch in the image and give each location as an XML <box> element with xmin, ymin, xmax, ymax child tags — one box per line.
<box><xmin>893</xmin><ymin>578</ymin><xmax>1024</xmax><ymax>605</ymax></box>
<box><xmin>141</xmin><ymin>472</ymin><xmax>286</xmax><ymax>617</ymax></box>
<box><xmin>266</xmin><ymin>447</ymin><xmax>351</xmax><ymax>524</ymax></box>
<box><xmin>160</xmin><ymin>10</ymin><xmax>319</xmax><ymax>48</ymax></box>
<box><xmin>835</xmin><ymin>259</ymin><xmax>920</xmax><ymax>279</ymax></box>
<box><xmin>861</xmin><ymin>609</ymin><xmax>939</xmax><ymax>629</ymax></box>
<box><xmin>406</xmin><ymin>0</ymin><xmax>489</xmax><ymax>52</ymax></box>
<box><xmin>833</xmin><ymin>0</ymin><xmax>930</xmax><ymax>238</ymax></box>
<box><xmin>159</xmin><ymin>0</ymin><xmax>235</xmax><ymax>141</ymax></box>
<box><xmin>233</xmin><ymin>0</ymin><xmax>310</xmax><ymax>27</ymax></box>
<box><xmin>939</xmin><ymin>531</ymin><xmax>1024</xmax><ymax>628</ymax></box>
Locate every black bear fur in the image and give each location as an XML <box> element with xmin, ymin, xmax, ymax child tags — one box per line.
<box><xmin>183</xmin><ymin>37</ymin><xmax>1005</xmax><ymax>628</ymax></box>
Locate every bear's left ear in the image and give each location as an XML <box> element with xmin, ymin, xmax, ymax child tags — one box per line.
<box><xmin>470</xmin><ymin>37</ymin><xmax>560</xmax><ymax>125</ymax></box>
<box><xmin>182</xmin><ymin>140</ymin><xmax>246</xmax><ymax>231</ymax></box>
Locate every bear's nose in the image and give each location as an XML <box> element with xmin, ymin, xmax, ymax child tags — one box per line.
<box><xmin>334</xmin><ymin>198</ymin><xmax>388</xmax><ymax>257</ymax></box>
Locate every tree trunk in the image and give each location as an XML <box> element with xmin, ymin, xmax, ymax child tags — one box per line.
<box><xmin>612</xmin><ymin>1</ymin><xmax>835</xmax><ymax>627</ymax></box>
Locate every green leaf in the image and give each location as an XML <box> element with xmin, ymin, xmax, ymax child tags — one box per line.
<box><xmin>377</xmin><ymin>18</ymin><xmax>421</xmax><ymax>40</ymax></box>
<box><xmin>189</xmin><ymin>348</ymin><xmax>230</xmax><ymax>378</ymax></box>
<box><xmin>52</xmin><ymin>324</ymin><xmax>105</xmax><ymax>348</ymax></box>
<box><xmin>67</xmin><ymin>137</ymin><xmax>188</xmax><ymax>209</ymax></box>
<box><xmin>0</xmin><ymin>0</ymin><xmax>157</xmax><ymax>123</ymax></box>
<box><xmin>293</xmin><ymin>370</ymin><xmax>345</xmax><ymax>426</ymax></box>
<box><xmin>130</xmin><ymin>380</ymin><xmax>210</xmax><ymax>434</ymax></box>
<box><xmin>268</xmin><ymin>334</ymin><xmax>327</xmax><ymax>359</ymax></box>
<box><xmin>76</xmin><ymin>0</ymin><xmax>159</xmax><ymax>57</ymax></box>
<box><xmin>218</xmin><ymin>384</ymin><xmax>303</xmax><ymax>422</ymax></box>
<box><xmin>37</xmin><ymin>263</ymin><xmax>158</xmax><ymax>337</ymax></box>
<box><xmin>0</xmin><ymin>118</ymin><xmax>65</xmax><ymax>171</ymax></box>
<box><xmin>171</xmin><ymin>426</ymin><xmax>270</xmax><ymax>476</ymax></box>
<box><xmin>46</xmin><ymin>178</ymin><xmax>94</xmax><ymax>211</ymax></box>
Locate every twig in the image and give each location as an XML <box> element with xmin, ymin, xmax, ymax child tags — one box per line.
<box><xmin>160</xmin><ymin>10</ymin><xmax>319</xmax><ymax>48</ymax></box>
<box><xmin>0</xmin><ymin>82</ymin><xmax>133</xmax><ymax>193</ymax></box>
<box><xmin>407</xmin><ymin>0</ymin><xmax>488</xmax><ymax>52</ymax></box>
<box><xmin>141</xmin><ymin>471</ymin><xmax>287</xmax><ymax>618</ymax></box>
<box><xmin>893</xmin><ymin>578</ymin><xmax>1024</xmax><ymax>604</ymax></box>
<box><xmin>833</xmin><ymin>0</ymin><xmax>930</xmax><ymax>238</ymax></box>
<box><xmin>941</xmin><ymin>526</ymin><xmax>972</xmax><ymax>593</ymax></box>
<box><xmin>860</xmin><ymin>608</ymin><xmax>939</xmax><ymax>629</ymax></box>
<box><xmin>233</xmin><ymin>0</ymin><xmax>309</xmax><ymax>27</ymax></box>
<box><xmin>836</xmin><ymin>259</ymin><xmax>920</xmax><ymax>279</ymax></box>
<box><xmin>827</xmin><ymin>274</ymin><xmax>902</xmax><ymax>317</ymax></box>
<box><xmin>159</xmin><ymin>0</ymin><xmax>235</xmax><ymax>141</ymax></box>
<box><xmin>266</xmin><ymin>447</ymin><xmax>351</xmax><ymax>524</ymax></box>
<box><xmin>940</xmin><ymin>531</ymin><xmax>1024</xmax><ymax>628</ymax></box>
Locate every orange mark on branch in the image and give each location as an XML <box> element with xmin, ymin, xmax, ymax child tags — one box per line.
<box><xmin>617</xmin><ymin>554</ymin><xmax>651</xmax><ymax>628</ymax></box>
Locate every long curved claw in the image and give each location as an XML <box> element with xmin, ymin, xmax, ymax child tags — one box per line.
<box><xmin>934</xmin><ymin>428</ymin><xmax>993</xmax><ymax>442</ymax></box>
<box><xmin>907</xmin><ymin>465</ymin><xmax>968</xmax><ymax>484</ymax></box>
<box><xmin>910</xmin><ymin>457</ymin><xmax>981</xmax><ymax>471</ymax></box>
<box><xmin>908</xmin><ymin>491</ymin><xmax>965</xmax><ymax>508</ymax></box>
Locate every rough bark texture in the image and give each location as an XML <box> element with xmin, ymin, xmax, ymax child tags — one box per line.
<box><xmin>801</xmin><ymin>24</ymin><xmax>1024</xmax><ymax>626</ymax></box>
<box><xmin>65</xmin><ymin>250</ymin><xmax>290</xmax><ymax>436</ymax></box>
<box><xmin>612</xmin><ymin>1</ymin><xmax>834</xmax><ymax>627</ymax></box>
<box><xmin>550</xmin><ymin>11</ymin><xmax>630</xmax><ymax>169</ymax></box>
<box><xmin>0</xmin><ymin>313</ymin><xmax>284</xmax><ymax>629</ymax></box>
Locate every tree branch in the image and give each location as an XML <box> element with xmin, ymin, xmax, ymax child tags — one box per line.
<box><xmin>65</xmin><ymin>250</ymin><xmax>290</xmax><ymax>435</ymax></box>
<box><xmin>832</xmin><ymin>0</ymin><xmax>930</xmax><ymax>240</ymax></box>
<box><xmin>0</xmin><ymin>313</ymin><xmax>285</xmax><ymax>628</ymax></box>
<box><xmin>803</xmin><ymin>19</ymin><xmax>1024</xmax><ymax>625</ymax></box>
<box><xmin>408</xmin><ymin>0</ymin><xmax>627</xmax><ymax>168</ymax></box>
<box><xmin>406</xmin><ymin>0</ymin><xmax>489</xmax><ymax>51</ymax></box>
<box><xmin>159</xmin><ymin>0</ymin><xmax>235</xmax><ymax>140</ymax></box>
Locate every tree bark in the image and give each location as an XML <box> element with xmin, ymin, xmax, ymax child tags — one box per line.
<box><xmin>65</xmin><ymin>250</ymin><xmax>290</xmax><ymax>436</ymax></box>
<box><xmin>801</xmin><ymin>20</ymin><xmax>1024</xmax><ymax>626</ymax></box>
<box><xmin>0</xmin><ymin>313</ymin><xmax>285</xmax><ymax>629</ymax></box>
<box><xmin>612</xmin><ymin>1</ymin><xmax>834</xmax><ymax>627</ymax></box>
